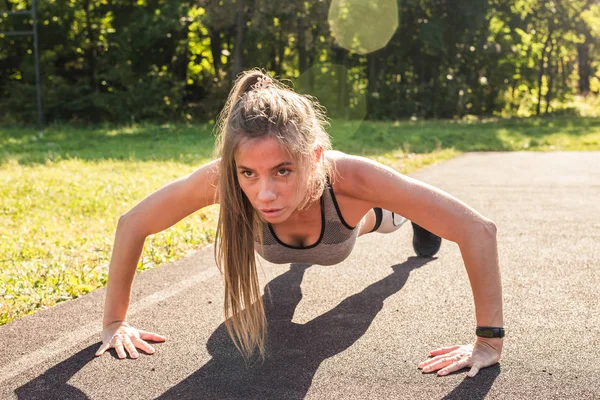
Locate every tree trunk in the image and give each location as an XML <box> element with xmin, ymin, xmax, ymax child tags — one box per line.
<box><xmin>486</xmin><ymin>65</ymin><xmax>496</xmax><ymax>115</ymax></box>
<box><xmin>577</xmin><ymin>35</ymin><xmax>591</xmax><ymax>95</ymax></box>
<box><xmin>227</xmin><ymin>27</ymin><xmax>234</xmax><ymax>52</ymax></box>
<box><xmin>84</xmin><ymin>0</ymin><xmax>98</xmax><ymax>92</ymax></box>
<box><xmin>367</xmin><ymin>53</ymin><xmax>377</xmax><ymax>93</ymax></box>
<box><xmin>333</xmin><ymin>46</ymin><xmax>349</xmax><ymax>118</ymax></box>
<box><xmin>297</xmin><ymin>14</ymin><xmax>307</xmax><ymax>74</ymax></box>
<box><xmin>209</xmin><ymin>28</ymin><xmax>222</xmax><ymax>77</ymax></box>
<box><xmin>545</xmin><ymin>41</ymin><xmax>556</xmax><ymax>115</ymax></box>
<box><xmin>575</xmin><ymin>3</ymin><xmax>595</xmax><ymax>93</ymax></box>
<box><xmin>269</xmin><ymin>34</ymin><xmax>285</xmax><ymax>77</ymax></box>
<box><xmin>231</xmin><ymin>0</ymin><xmax>246</xmax><ymax>81</ymax></box>
<box><xmin>269</xmin><ymin>38</ymin><xmax>278</xmax><ymax>74</ymax></box>
<box><xmin>178</xmin><ymin>20</ymin><xmax>192</xmax><ymax>84</ymax></box>
<box><xmin>536</xmin><ymin>32</ymin><xmax>552</xmax><ymax>116</ymax></box>
<box><xmin>366</xmin><ymin>53</ymin><xmax>377</xmax><ymax>118</ymax></box>
<box><xmin>559</xmin><ymin>56</ymin><xmax>567</xmax><ymax>97</ymax></box>
<box><xmin>510</xmin><ymin>80</ymin><xmax>517</xmax><ymax>112</ymax></box>
<box><xmin>307</xmin><ymin>26</ymin><xmax>318</xmax><ymax>89</ymax></box>
<box><xmin>276</xmin><ymin>38</ymin><xmax>285</xmax><ymax>77</ymax></box>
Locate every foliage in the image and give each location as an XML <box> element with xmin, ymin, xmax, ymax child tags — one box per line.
<box><xmin>0</xmin><ymin>0</ymin><xmax>599</xmax><ymax>122</ymax></box>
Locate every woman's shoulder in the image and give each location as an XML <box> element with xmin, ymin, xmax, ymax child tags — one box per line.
<box><xmin>324</xmin><ymin>150</ymin><xmax>380</xmax><ymax>198</ymax></box>
<box><xmin>324</xmin><ymin>150</ymin><xmax>355</xmax><ymax>179</ymax></box>
<box><xmin>324</xmin><ymin>149</ymin><xmax>362</xmax><ymax>166</ymax></box>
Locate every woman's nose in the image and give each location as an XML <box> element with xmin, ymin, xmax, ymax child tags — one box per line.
<box><xmin>257</xmin><ymin>180</ymin><xmax>277</xmax><ymax>202</ymax></box>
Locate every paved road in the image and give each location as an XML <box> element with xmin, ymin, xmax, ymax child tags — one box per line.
<box><xmin>1</xmin><ymin>152</ymin><xmax>599</xmax><ymax>399</ymax></box>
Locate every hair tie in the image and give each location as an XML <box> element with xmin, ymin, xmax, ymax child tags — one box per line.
<box><xmin>253</xmin><ymin>76</ymin><xmax>273</xmax><ymax>91</ymax></box>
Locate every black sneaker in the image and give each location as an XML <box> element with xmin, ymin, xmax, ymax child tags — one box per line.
<box><xmin>411</xmin><ymin>222</ymin><xmax>442</xmax><ymax>257</ymax></box>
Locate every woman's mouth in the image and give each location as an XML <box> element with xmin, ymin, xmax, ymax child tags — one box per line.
<box><xmin>260</xmin><ymin>208</ymin><xmax>283</xmax><ymax>218</ymax></box>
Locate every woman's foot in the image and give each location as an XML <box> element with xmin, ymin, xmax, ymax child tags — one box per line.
<box><xmin>411</xmin><ymin>222</ymin><xmax>442</xmax><ymax>257</ymax></box>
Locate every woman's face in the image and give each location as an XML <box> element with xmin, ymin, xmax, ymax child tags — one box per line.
<box><xmin>235</xmin><ymin>136</ymin><xmax>309</xmax><ymax>223</ymax></box>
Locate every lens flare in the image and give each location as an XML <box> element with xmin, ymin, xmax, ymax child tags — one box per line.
<box><xmin>328</xmin><ymin>0</ymin><xmax>398</xmax><ymax>55</ymax></box>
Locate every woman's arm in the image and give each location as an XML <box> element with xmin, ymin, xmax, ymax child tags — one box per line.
<box><xmin>333</xmin><ymin>153</ymin><xmax>503</xmax><ymax>375</ymax></box>
<box><xmin>97</xmin><ymin>159</ymin><xmax>220</xmax><ymax>358</ymax></box>
<box><xmin>104</xmin><ymin>158</ymin><xmax>220</xmax><ymax>326</ymax></box>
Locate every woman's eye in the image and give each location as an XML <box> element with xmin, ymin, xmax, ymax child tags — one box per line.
<box><xmin>277</xmin><ymin>169</ymin><xmax>290</xmax><ymax>176</ymax></box>
<box><xmin>242</xmin><ymin>171</ymin><xmax>253</xmax><ymax>178</ymax></box>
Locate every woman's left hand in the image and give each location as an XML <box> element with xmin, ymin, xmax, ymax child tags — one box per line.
<box><xmin>417</xmin><ymin>337</ymin><xmax>503</xmax><ymax>377</ymax></box>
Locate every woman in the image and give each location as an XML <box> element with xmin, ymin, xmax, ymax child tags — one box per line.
<box><xmin>95</xmin><ymin>70</ymin><xmax>503</xmax><ymax>378</ymax></box>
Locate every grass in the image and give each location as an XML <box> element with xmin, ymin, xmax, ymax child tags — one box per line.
<box><xmin>2</xmin><ymin>116</ymin><xmax>600</xmax><ymax>325</ymax></box>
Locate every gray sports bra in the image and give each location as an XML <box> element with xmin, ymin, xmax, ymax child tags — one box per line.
<box><xmin>254</xmin><ymin>183</ymin><xmax>361</xmax><ymax>266</ymax></box>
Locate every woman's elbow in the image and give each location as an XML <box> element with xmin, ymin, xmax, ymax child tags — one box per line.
<box><xmin>118</xmin><ymin>212</ymin><xmax>138</xmax><ymax>228</ymax></box>
<box><xmin>459</xmin><ymin>217</ymin><xmax>497</xmax><ymax>245</ymax></box>
<box><xmin>117</xmin><ymin>212</ymin><xmax>149</xmax><ymax>238</ymax></box>
<box><xmin>483</xmin><ymin>218</ymin><xmax>497</xmax><ymax>238</ymax></box>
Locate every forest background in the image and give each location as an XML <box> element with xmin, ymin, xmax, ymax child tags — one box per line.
<box><xmin>1</xmin><ymin>0</ymin><xmax>600</xmax><ymax>125</ymax></box>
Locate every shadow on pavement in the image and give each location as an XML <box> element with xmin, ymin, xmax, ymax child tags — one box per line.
<box><xmin>442</xmin><ymin>365</ymin><xmax>501</xmax><ymax>400</ymax></box>
<box><xmin>14</xmin><ymin>344</ymin><xmax>95</xmax><ymax>400</ymax></box>
<box><xmin>157</xmin><ymin>256</ymin><xmax>431</xmax><ymax>399</ymax></box>
<box><xmin>15</xmin><ymin>256</ymin><xmax>497</xmax><ymax>400</ymax></box>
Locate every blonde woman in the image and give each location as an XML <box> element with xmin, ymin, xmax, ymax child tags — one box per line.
<box><xmin>95</xmin><ymin>70</ymin><xmax>503</xmax><ymax>378</ymax></box>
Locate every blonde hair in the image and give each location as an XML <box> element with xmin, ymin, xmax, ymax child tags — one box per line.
<box><xmin>213</xmin><ymin>69</ymin><xmax>332</xmax><ymax>360</ymax></box>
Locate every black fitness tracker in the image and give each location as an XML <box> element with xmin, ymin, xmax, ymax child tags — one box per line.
<box><xmin>476</xmin><ymin>326</ymin><xmax>505</xmax><ymax>338</ymax></box>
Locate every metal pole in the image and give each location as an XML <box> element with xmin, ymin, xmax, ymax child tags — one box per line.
<box><xmin>3</xmin><ymin>10</ymin><xmax>32</xmax><ymax>15</ymax></box>
<box><xmin>0</xmin><ymin>31</ymin><xmax>34</xmax><ymax>36</ymax></box>
<box><xmin>31</xmin><ymin>0</ymin><xmax>44</xmax><ymax>136</ymax></box>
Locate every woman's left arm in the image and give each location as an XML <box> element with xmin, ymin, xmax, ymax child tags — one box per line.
<box><xmin>336</xmin><ymin>154</ymin><xmax>503</xmax><ymax>377</ymax></box>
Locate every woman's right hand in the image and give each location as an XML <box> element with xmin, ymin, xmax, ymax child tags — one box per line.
<box><xmin>95</xmin><ymin>321</ymin><xmax>166</xmax><ymax>359</ymax></box>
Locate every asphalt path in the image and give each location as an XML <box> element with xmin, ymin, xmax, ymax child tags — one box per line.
<box><xmin>1</xmin><ymin>151</ymin><xmax>599</xmax><ymax>399</ymax></box>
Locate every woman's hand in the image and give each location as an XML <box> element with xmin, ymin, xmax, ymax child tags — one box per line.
<box><xmin>95</xmin><ymin>321</ymin><xmax>166</xmax><ymax>359</ymax></box>
<box><xmin>417</xmin><ymin>337</ymin><xmax>503</xmax><ymax>377</ymax></box>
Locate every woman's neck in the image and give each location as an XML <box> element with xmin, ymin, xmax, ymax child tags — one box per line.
<box><xmin>277</xmin><ymin>196</ymin><xmax>321</xmax><ymax>227</ymax></box>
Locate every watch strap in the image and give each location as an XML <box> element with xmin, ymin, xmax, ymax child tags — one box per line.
<box><xmin>476</xmin><ymin>326</ymin><xmax>505</xmax><ymax>338</ymax></box>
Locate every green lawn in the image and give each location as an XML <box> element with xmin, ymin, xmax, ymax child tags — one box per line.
<box><xmin>2</xmin><ymin>116</ymin><xmax>600</xmax><ymax>325</ymax></box>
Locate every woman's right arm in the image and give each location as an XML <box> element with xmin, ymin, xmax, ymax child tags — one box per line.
<box><xmin>96</xmin><ymin>159</ymin><xmax>219</xmax><ymax>358</ymax></box>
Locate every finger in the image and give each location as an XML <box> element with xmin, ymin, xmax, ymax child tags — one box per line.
<box><xmin>418</xmin><ymin>350</ymin><xmax>461</xmax><ymax>369</ymax></box>
<box><xmin>418</xmin><ymin>354</ymin><xmax>447</xmax><ymax>369</ymax></box>
<box><xmin>114</xmin><ymin>340</ymin><xmax>127</xmax><ymax>359</ymax></box>
<box><xmin>122</xmin><ymin>337</ymin><xmax>140</xmax><ymax>359</ymax></box>
<box><xmin>467</xmin><ymin>364</ymin><xmax>481</xmax><ymax>378</ymax></box>
<box><xmin>438</xmin><ymin>358</ymin><xmax>471</xmax><ymax>376</ymax></box>
<box><xmin>138</xmin><ymin>330</ymin><xmax>167</xmax><ymax>342</ymax></box>
<box><xmin>131</xmin><ymin>337</ymin><xmax>156</xmax><ymax>355</ymax></box>
<box><xmin>429</xmin><ymin>345</ymin><xmax>461</xmax><ymax>356</ymax></box>
<box><xmin>95</xmin><ymin>342</ymin><xmax>110</xmax><ymax>357</ymax></box>
<box><xmin>422</xmin><ymin>355</ymin><xmax>461</xmax><ymax>373</ymax></box>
